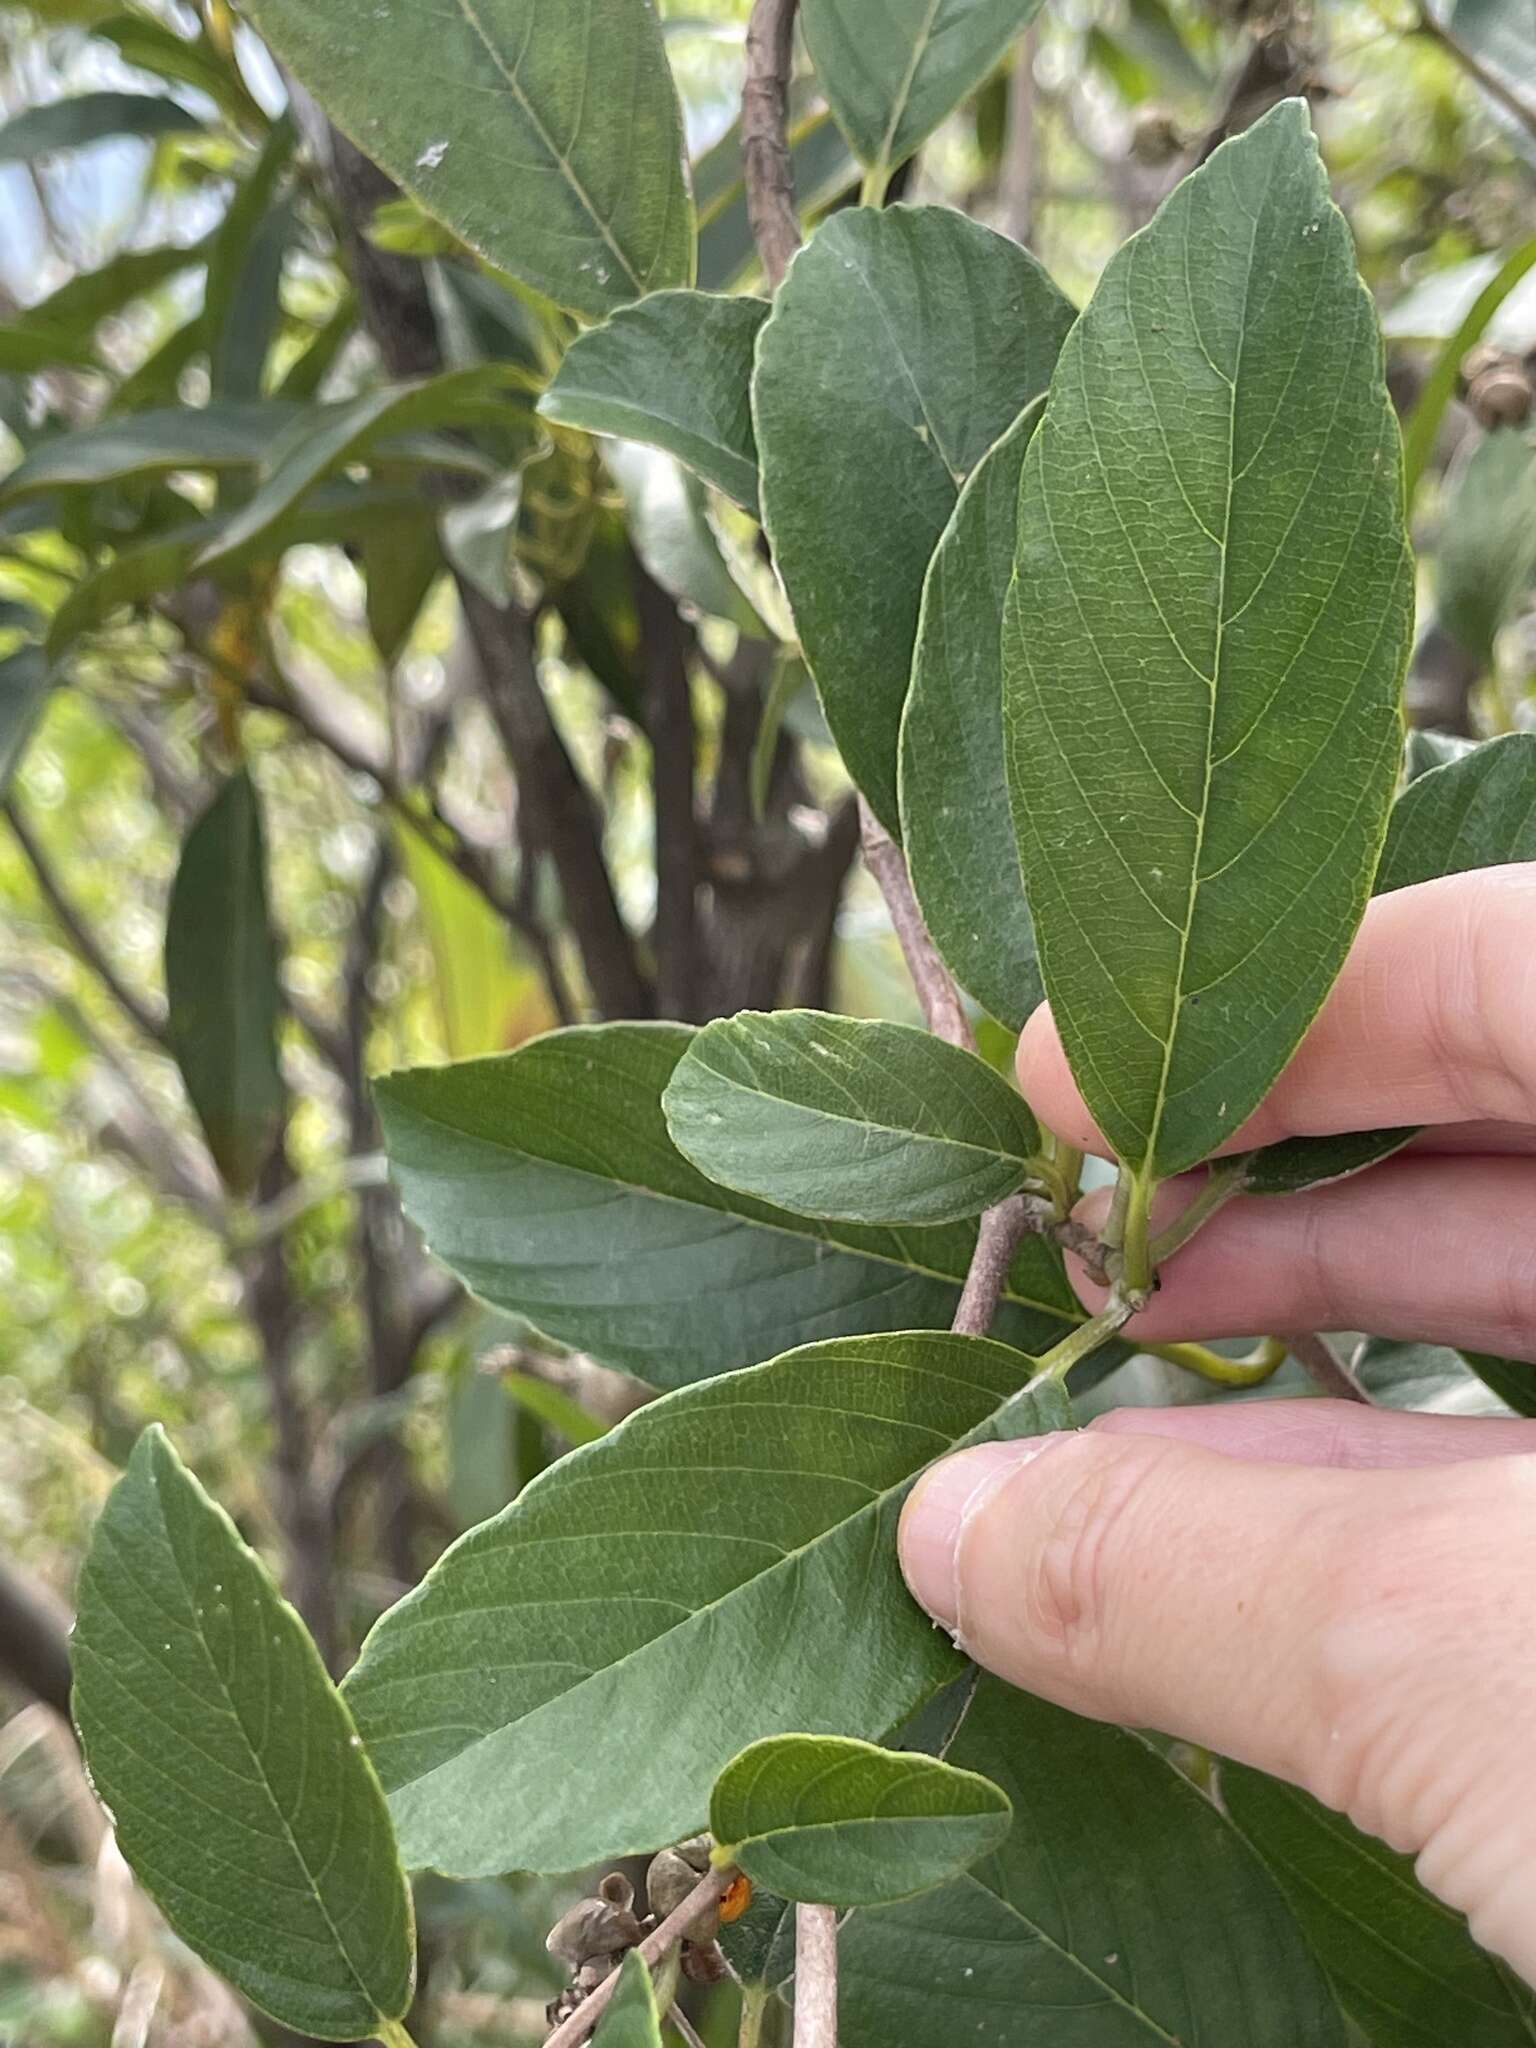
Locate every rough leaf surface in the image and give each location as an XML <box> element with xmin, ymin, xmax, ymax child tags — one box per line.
<box><xmin>374</xmin><ymin>1024</ymin><xmax>1087</xmax><ymax>1386</ymax></box>
<box><xmin>72</xmin><ymin>1429</ymin><xmax>414</xmax><ymax>2040</ymax></box>
<box><xmin>342</xmin><ymin>1337</ymin><xmax>1071</xmax><ymax>1877</ymax></box>
<box><xmin>1005</xmin><ymin>100</ymin><xmax>1412</xmax><ymax>1180</ymax></box>
<box><xmin>756</xmin><ymin>206</ymin><xmax>1075</xmax><ymax>831</ymax></box>
<box><xmin>711</xmin><ymin>1734</ymin><xmax>1011</xmax><ymax>1905</ymax></box>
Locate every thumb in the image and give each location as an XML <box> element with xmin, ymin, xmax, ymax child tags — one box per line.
<box><xmin>898</xmin><ymin>1425</ymin><xmax>1361</xmax><ymax>1790</ymax></box>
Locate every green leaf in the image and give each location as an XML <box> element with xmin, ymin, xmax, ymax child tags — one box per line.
<box><xmin>204</xmin><ymin>119</ymin><xmax>298</xmax><ymax>400</ymax></box>
<box><xmin>1461</xmin><ymin>1349</ymin><xmax>1536</xmax><ymax>1417</ymax></box>
<box><xmin>342</xmin><ymin>1334</ymin><xmax>1071</xmax><ymax>1877</ymax></box>
<box><xmin>592</xmin><ymin>1951</ymin><xmax>664</xmax><ymax>2048</ymax></box>
<box><xmin>1351</xmin><ymin>1336</ymin><xmax>1515</xmax><ymax>1413</ymax></box>
<box><xmin>1405</xmin><ymin>727</ymin><xmax>1480</xmax><ymax>781</ymax></box>
<box><xmin>0</xmin><ymin>321</ymin><xmax>100</xmax><ymax>373</ymax></box>
<box><xmin>1435</xmin><ymin>429</ymin><xmax>1536</xmax><ymax>669</ymax></box>
<box><xmin>1243</xmin><ymin>734</ymin><xmax>1536</xmax><ymax>1194</ymax></box>
<box><xmin>71</xmin><ymin>1427</ymin><xmax>415</xmax><ymax>2040</ymax></box>
<box><xmin>1004</xmin><ymin>100</ymin><xmax>1412</xmax><ymax>1185</ymax></box>
<box><xmin>604</xmin><ymin>442</ymin><xmax>767</xmax><ymax>636</ymax></box>
<box><xmin>664</xmin><ymin>1010</ymin><xmax>1043</xmax><ymax>1225</ymax></box>
<box><xmin>756</xmin><ymin>205</ymin><xmax>1074</xmax><ymax>830</ymax></box>
<box><xmin>0</xmin><ymin>647</ymin><xmax>50</xmax><ymax>792</ymax></box>
<box><xmin>15</xmin><ymin>240</ymin><xmax>208</xmax><ymax>346</ymax></box>
<box><xmin>234</xmin><ymin>0</ymin><xmax>693</xmax><ymax>321</ymax></box>
<box><xmin>440</xmin><ymin>473</ymin><xmax>524</xmax><ymax>609</ymax></box>
<box><xmin>0</xmin><ymin>90</ymin><xmax>202</xmax><ymax>162</ymax></box>
<box><xmin>164</xmin><ymin>772</ymin><xmax>284</xmax><ymax>1197</ymax></box>
<box><xmin>835</xmin><ymin>1679</ymin><xmax>1349</xmax><ymax>2047</ymax></box>
<box><xmin>711</xmin><ymin>1735</ymin><xmax>1011</xmax><ymax>1906</ymax></box>
<box><xmin>374</xmin><ymin>1023</ymin><xmax>1089</xmax><ymax>1388</ymax></box>
<box><xmin>800</xmin><ymin>0</ymin><xmax>1045</xmax><ymax>182</ymax></box>
<box><xmin>542</xmin><ymin>292</ymin><xmax>767</xmax><ymax>515</ymax></box>
<box><xmin>1222</xmin><ymin>1764</ymin><xmax>1536</xmax><ymax>2047</ymax></box>
<box><xmin>0</xmin><ymin>401</ymin><xmax>301</xmax><ymax>503</ymax></box>
<box><xmin>901</xmin><ymin>399</ymin><xmax>1043</xmax><ymax>1030</ymax></box>
<box><xmin>95</xmin><ymin>12</ymin><xmax>267</xmax><ymax>129</ymax></box>
<box><xmin>1401</xmin><ymin>238</ymin><xmax>1536</xmax><ymax>507</ymax></box>
<box><xmin>362</xmin><ymin>514</ymin><xmax>443</xmax><ymax>665</ymax></box>
<box><xmin>196</xmin><ymin>367</ymin><xmax>534</xmax><ymax>570</ymax></box>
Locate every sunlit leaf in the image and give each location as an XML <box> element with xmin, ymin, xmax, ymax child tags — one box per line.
<box><xmin>0</xmin><ymin>90</ymin><xmax>202</xmax><ymax>161</ymax></box>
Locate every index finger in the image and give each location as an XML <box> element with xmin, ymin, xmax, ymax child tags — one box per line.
<box><xmin>1017</xmin><ymin>865</ymin><xmax>1536</xmax><ymax>1157</ymax></box>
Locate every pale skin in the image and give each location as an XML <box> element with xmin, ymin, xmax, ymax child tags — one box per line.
<box><xmin>900</xmin><ymin>865</ymin><xmax>1536</xmax><ymax>1981</ymax></box>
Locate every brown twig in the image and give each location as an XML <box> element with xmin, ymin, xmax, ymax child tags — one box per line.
<box><xmin>542</xmin><ymin>1867</ymin><xmax>736</xmax><ymax>2048</ymax></box>
<box><xmin>743</xmin><ymin>0</ymin><xmax>803</xmax><ymax>289</ymax></box>
<box><xmin>667</xmin><ymin>2007</ymin><xmax>708</xmax><ymax>2048</ymax></box>
<box><xmin>858</xmin><ymin>800</ymin><xmax>973</xmax><ymax>1049</ymax></box>
<box><xmin>1416</xmin><ymin>4</ymin><xmax>1536</xmax><ymax>139</ymax></box>
<box><xmin>792</xmin><ymin>1903</ymin><xmax>838</xmax><ymax>2048</ymax></box>
<box><xmin>952</xmin><ymin>1193</ymin><xmax>1048</xmax><ymax>1335</ymax></box>
<box><xmin>1285</xmin><ymin>1332</ymin><xmax>1373</xmax><ymax>1405</ymax></box>
<box><xmin>4</xmin><ymin>799</ymin><xmax>170</xmax><ymax>1049</ymax></box>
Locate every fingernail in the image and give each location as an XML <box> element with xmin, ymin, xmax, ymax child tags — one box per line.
<box><xmin>899</xmin><ymin>1437</ymin><xmax>1066</xmax><ymax>1630</ymax></box>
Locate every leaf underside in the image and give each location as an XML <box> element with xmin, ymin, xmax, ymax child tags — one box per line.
<box><xmin>1005</xmin><ymin>99</ymin><xmax>1412</xmax><ymax>1182</ymax></box>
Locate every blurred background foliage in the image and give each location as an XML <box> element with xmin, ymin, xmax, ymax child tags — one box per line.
<box><xmin>0</xmin><ymin>0</ymin><xmax>1532</xmax><ymax>2038</ymax></box>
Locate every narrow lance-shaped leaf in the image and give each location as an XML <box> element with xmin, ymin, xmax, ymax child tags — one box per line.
<box><xmin>755</xmin><ymin>206</ymin><xmax>1076</xmax><ymax>831</ymax></box>
<box><xmin>72</xmin><ymin>1427</ymin><xmax>415</xmax><ymax>2040</ymax></box>
<box><xmin>1222</xmin><ymin>1763</ymin><xmax>1536</xmax><ymax>2048</ymax></box>
<box><xmin>801</xmin><ymin>0</ymin><xmax>1045</xmax><ymax>184</ymax></box>
<box><xmin>235</xmin><ymin>0</ymin><xmax>694</xmax><ymax>320</ymax></box>
<box><xmin>664</xmin><ymin>1010</ymin><xmax>1044</xmax><ymax>1225</ymax></box>
<box><xmin>197</xmin><ymin>366</ymin><xmax>538</xmax><ymax>570</ymax></box>
<box><xmin>375</xmin><ymin>1023</ymin><xmax>1090</xmax><ymax>1388</ymax></box>
<box><xmin>542</xmin><ymin>292</ymin><xmax>767</xmax><ymax>514</ymax></box>
<box><xmin>1243</xmin><ymin>731</ymin><xmax>1536</xmax><ymax>1194</ymax></box>
<box><xmin>711</xmin><ymin>1735</ymin><xmax>1012</xmax><ymax>1906</ymax></box>
<box><xmin>901</xmin><ymin>398</ymin><xmax>1044</xmax><ymax>1030</ymax></box>
<box><xmin>342</xmin><ymin>1335</ymin><xmax>1071</xmax><ymax>1877</ymax></box>
<box><xmin>1435</xmin><ymin>427</ymin><xmax>1536</xmax><ymax>669</ymax></box>
<box><xmin>0</xmin><ymin>647</ymin><xmax>49</xmax><ymax>793</ymax></box>
<box><xmin>0</xmin><ymin>89</ymin><xmax>201</xmax><ymax>162</ymax></box>
<box><xmin>164</xmin><ymin>772</ymin><xmax>284</xmax><ymax>1197</ymax></box>
<box><xmin>592</xmin><ymin>1951</ymin><xmax>665</xmax><ymax>2048</ymax></box>
<box><xmin>1005</xmin><ymin>100</ymin><xmax>1412</xmax><ymax>1186</ymax></box>
<box><xmin>834</xmin><ymin>1679</ymin><xmax>1349</xmax><ymax>2048</ymax></box>
<box><xmin>0</xmin><ymin>401</ymin><xmax>307</xmax><ymax>504</ymax></box>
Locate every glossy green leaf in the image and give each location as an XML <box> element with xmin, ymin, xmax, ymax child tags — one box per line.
<box><xmin>374</xmin><ymin>1024</ymin><xmax>1089</xmax><ymax>1388</ymax></box>
<box><xmin>712</xmin><ymin>1735</ymin><xmax>1010</xmax><ymax>1906</ymax></box>
<box><xmin>664</xmin><ymin>1010</ymin><xmax>1042</xmax><ymax>1225</ymax></box>
<box><xmin>0</xmin><ymin>401</ymin><xmax>301</xmax><ymax>503</ymax></box>
<box><xmin>1435</xmin><ymin>429</ymin><xmax>1536</xmax><ymax>668</ymax></box>
<box><xmin>835</xmin><ymin>1679</ymin><xmax>1348</xmax><ymax>2047</ymax></box>
<box><xmin>342</xmin><ymin>1334</ymin><xmax>1071</xmax><ymax>1876</ymax></box>
<box><xmin>592</xmin><ymin>1951</ymin><xmax>664</xmax><ymax>2048</ymax></box>
<box><xmin>71</xmin><ymin>1427</ymin><xmax>415</xmax><ymax>2039</ymax></box>
<box><xmin>901</xmin><ymin>399</ymin><xmax>1044</xmax><ymax>1030</ymax></box>
<box><xmin>1004</xmin><ymin>101</ymin><xmax>1412</xmax><ymax>1183</ymax></box>
<box><xmin>542</xmin><ymin>292</ymin><xmax>766</xmax><ymax>514</ymax></box>
<box><xmin>801</xmin><ymin>0</ymin><xmax>1045</xmax><ymax>181</ymax></box>
<box><xmin>164</xmin><ymin>772</ymin><xmax>284</xmax><ymax>1197</ymax></box>
<box><xmin>0</xmin><ymin>647</ymin><xmax>49</xmax><ymax>792</ymax></box>
<box><xmin>756</xmin><ymin>205</ymin><xmax>1074</xmax><ymax>830</ymax></box>
<box><xmin>1462</xmin><ymin>1349</ymin><xmax>1536</xmax><ymax>1416</ymax></box>
<box><xmin>1244</xmin><ymin>733</ymin><xmax>1536</xmax><ymax>1194</ymax></box>
<box><xmin>197</xmin><ymin>367</ymin><xmax>533</xmax><ymax>570</ymax></box>
<box><xmin>235</xmin><ymin>0</ymin><xmax>693</xmax><ymax>321</ymax></box>
<box><xmin>0</xmin><ymin>89</ymin><xmax>201</xmax><ymax>161</ymax></box>
<box><xmin>1223</xmin><ymin>1765</ymin><xmax>1536</xmax><ymax>2047</ymax></box>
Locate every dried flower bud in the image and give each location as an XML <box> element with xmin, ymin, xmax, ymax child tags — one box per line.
<box><xmin>1469</xmin><ymin>364</ymin><xmax>1534</xmax><ymax>429</ymax></box>
<box><xmin>545</xmin><ymin>1885</ymin><xmax>645</xmax><ymax>1969</ymax></box>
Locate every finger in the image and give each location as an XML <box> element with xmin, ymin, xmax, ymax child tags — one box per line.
<box><xmin>899</xmin><ymin>1428</ymin><xmax>1365</xmax><ymax>1784</ymax></box>
<box><xmin>1068</xmin><ymin>1152</ymin><xmax>1536</xmax><ymax>1363</ymax></box>
<box><xmin>1092</xmin><ymin>1399</ymin><xmax>1536</xmax><ymax>1468</ymax></box>
<box><xmin>899</xmin><ymin>1429</ymin><xmax>1536</xmax><ymax>1980</ymax></box>
<box><xmin>1017</xmin><ymin>866</ymin><xmax>1536</xmax><ymax>1156</ymax></box>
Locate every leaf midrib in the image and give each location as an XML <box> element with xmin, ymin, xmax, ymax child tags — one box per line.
<box><xmin>875</xmin><ymin>0</ymin><xmax>944</xmax><ymax>175</ymax></box>
<box><xmin>680</xmin><ymin>1057</ymin><xmax>1035</xmax><ymax>1179</ymax></box>
<box><xmin>449</xmin><ymin>0</ymin><xmax>643</xmax><ymax>293</ymax></box>
<box><xmin>395</xmin><ymin>1091</ymin><xmax>1079</xmax><ymax>1322</ymax></box>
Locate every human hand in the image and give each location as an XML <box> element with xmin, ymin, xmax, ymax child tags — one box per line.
<box><xmin>899</xmin><ymin>867</ymin><xmax>1536</xmax><ymax>1977</ymax></box>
